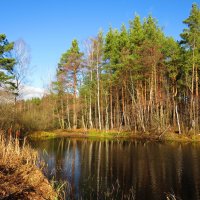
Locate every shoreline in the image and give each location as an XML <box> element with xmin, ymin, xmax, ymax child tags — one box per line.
<box><xmin>28</xmin><ymin>129</ymin><xmax>200</xmax><ymax>142</ymax></box>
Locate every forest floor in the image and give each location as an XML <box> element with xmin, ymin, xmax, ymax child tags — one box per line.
<box><xmin>0</xmin><ymin>132</ymin><xmax>57</xmax><ymax>200</ymax></box>
<box><xmin>29</xmin><ymin>128</ymin><xmax>200</xmax><ymax>142</ymax></box>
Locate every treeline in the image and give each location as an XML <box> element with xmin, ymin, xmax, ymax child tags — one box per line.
<box><xmin>1</xmin><ymin>3</ymin><xmax>200</xmax><ymax>134</ymax></box>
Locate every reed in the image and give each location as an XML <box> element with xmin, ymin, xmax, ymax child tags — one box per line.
<box><xmin>0</xmin><ymin>132</ymin><xmax>37</xmax><ymax>166</ymax></box>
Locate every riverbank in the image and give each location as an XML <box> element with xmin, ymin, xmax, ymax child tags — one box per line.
<box><xmin>0</xmin><ymin>132</ymin><xmax>57</xmax><ymax>200</ymax></box>
<box><xmin>28</xmin><ymin>129</ymin><xmax>200</xmax><ymax>142</ymax></box>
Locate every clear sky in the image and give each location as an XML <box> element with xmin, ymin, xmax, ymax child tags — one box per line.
<box><xmin>1</xmin><ymin>0</ymin><xmax>199</xmax><ymax>98</ymax></box>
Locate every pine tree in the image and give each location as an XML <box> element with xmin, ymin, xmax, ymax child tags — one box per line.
<box><xmin>0</xmin><ymin>34</ymin><xmax>15</xmax><ymax>90</ymax></box>
<box><xmin>180</xmin><ymin>3</ymin><xmax>200</xmax><ymax>132</ymax></box>
<box><xmin>180</xmin><ymin>3</ymin><xmax>200</xmax><ymax>97</ymax></box>
<box><xmin>58</xmin><ymin>39</ymin><xmax>83</xmax><ymax>129</ymax></box>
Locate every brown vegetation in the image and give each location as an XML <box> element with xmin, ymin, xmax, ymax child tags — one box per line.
<box><xmin>0</xmin><ymin>131</ymin><xmax>57</xmax><ymax>200</ymax></box>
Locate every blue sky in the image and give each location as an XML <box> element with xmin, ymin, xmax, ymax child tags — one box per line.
<box><xmin>1</xmin><ymin>0</ymin><xmax>199</xmax><ymax>97</ymax></box>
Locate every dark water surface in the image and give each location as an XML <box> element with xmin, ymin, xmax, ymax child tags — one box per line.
<box><xmin>30</xmin><ymin>138</ymin><xmax>200</xmax><ymax>200</ymax></box>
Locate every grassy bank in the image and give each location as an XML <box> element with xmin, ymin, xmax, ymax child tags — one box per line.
<box><xmin>28</xmin><ymin>129</ymin><xmax>200</xmax><ymax>142</ymax></box>
<box><xmin>0</xmin><ymin>131</ymin><xmax>57</xmax><ymax>200</ymax></box>
<box><xmin>29</xmin><ymin>129</ymin><xmax>132</xmax><ymax>140</ymax></box>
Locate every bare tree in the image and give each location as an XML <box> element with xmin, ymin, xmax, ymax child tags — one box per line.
<box><xmin>13</xmin><ymin>39</ymin><xmax>31</xmax><ymax>102</ymax></box>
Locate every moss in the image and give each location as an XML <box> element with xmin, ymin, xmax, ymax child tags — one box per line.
<box><xmin>28</xmin><ymin>131</ymin><xmax>57</xmax><ymax>139</ymax></box>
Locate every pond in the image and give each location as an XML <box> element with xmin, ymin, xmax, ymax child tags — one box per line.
<box><xmin>30</xmin><ymin>138</ymin><xmax>200</xmax><ymax>200</ymax></box>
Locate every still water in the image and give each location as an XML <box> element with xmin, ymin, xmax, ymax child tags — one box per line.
<box><xmin>30</xmin><ymin>138</ymin><xmax>200</xmax><ymax>200</ymax></box>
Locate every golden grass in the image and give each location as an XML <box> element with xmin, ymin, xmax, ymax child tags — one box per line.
<box><xmin>0</xmin><ymin>130</ymin><xmax>57</xmax><ymax>200</ymax></box>
<box><xmin>0</xmin><ymin>133</ymin><xmax>37</xmax><ymax>166</ymax></box>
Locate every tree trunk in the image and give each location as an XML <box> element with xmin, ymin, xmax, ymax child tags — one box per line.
<box><xmin>96</xmin><ymin>47</ymin><xmax>101</xmax><ymax>130</ymax></box>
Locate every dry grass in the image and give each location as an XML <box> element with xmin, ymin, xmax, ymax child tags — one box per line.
<box><xmin>0</xmin><ymin>130</ymin><xmax>57</xmax><ymax>200</ymax></box>
<box><xmin>0</xmin><ymin>133</ymin><xmax>37</xmax><ymax>166</ymax></box>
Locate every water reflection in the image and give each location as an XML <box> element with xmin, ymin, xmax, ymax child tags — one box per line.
<box><xmin>30</xmin><ymin>139</ymin><xmax>200</xmax><ymax>200</ymax></box>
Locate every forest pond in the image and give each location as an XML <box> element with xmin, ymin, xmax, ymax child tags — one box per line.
<box><xmin>30</xmin><ymin>138</ymin><xmax>200</xmax><ymax>200</ymax></box>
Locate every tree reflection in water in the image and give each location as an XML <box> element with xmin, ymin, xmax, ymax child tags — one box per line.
<box><xmin>30</xmin><ymin>139</ymin><xmax>200</xmax><ymax>200</ymax></box>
